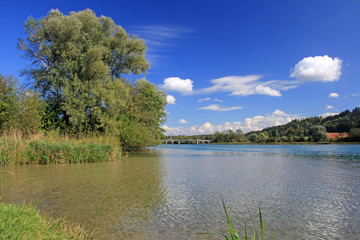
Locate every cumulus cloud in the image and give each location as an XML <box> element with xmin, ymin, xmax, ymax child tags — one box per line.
<box><xmin>197</xmin><ymin>104</ymin><xmax>243</xmax><ymax>111</ymax></box>
<box><xmin>213</xmin><ymin>98</ymin><xmax>223</xmax><ymax>102</ymax></box>
<box><xmin>326</xmin><ymin>105</ymin><xmax>334</xmax><ymax>109</ymax></box>
<box><xmin>166</xmin><ymin>95</ymin><xmax>176</xmax><ymax>104</ymax></box>
<box><xmin>160</xmin><ymin>77</ymin><xmax>193</xmax><ymax>95</ymax></box>
<box><xmin>163</xmin><ymin>110</ymin><xmax>300</xmax><ymax>135</ymax></box>
<box><xmin>329</xmin><ymin>92</ymin><xmax>339</xmax><ymax>98</ymax></box>
<box><xmin>290</xmin><ymin>55</ymin><xmax>342</xmax><ymax>82</ymax></box>
<box><xmin>178</xmin><ymin>119</ymin><xmax>188</xmax><ymax>124</ymax></box>
<box><xmin>198</xmin><ymin>97</ymin><xmax>211</xmax><ymax>102</ymax></box>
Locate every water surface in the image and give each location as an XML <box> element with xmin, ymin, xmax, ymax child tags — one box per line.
<box><xmin>1</xmin><ymin>145</ymin><xmax>359</xmax><ymax>239</ymax></box>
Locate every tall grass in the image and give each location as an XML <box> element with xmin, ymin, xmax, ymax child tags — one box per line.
<box><xmin>27</xmin><ymin>141</ymin><xmax>116</xmax><ymax>164</ymax></box>
<box><xmin>0</xmin><ymin>129</ymin><xmax>121</xmax><ymax>166</ymax></box>
<box><xmin>0</xmin><ymin>129</ymin><xmax>27</xmax><ymax>165</ymax></box>
<box><xmin>199</xmin><ymin>199</ymin><xmax>272</xmax><ymax>240</ymax></box>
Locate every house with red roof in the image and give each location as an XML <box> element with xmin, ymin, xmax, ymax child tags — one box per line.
<box><xmin>327</xmin><ymin>132</ymin><xmax>348</xmax><ymax>139</ymax></box>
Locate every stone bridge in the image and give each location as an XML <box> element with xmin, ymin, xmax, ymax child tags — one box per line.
<box><xmin>161</xmin><ymin>139</ymin><xmax>212</xmax><ymax>144</ymax></box>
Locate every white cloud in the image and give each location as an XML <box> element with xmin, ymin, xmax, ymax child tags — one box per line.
<box><xmin>198</xmin><ymin>97</ymin><xmax>211</xmax><ymax>102</ymax></box>
<box><xmin>160</xmin><ymin>77</ymin><xmax>193</xmax><ymax>95</ymax></box>
<box><xmin>213</xmin><ymin>98</ymin><xmax>223</xmax><ymax>102</ymax></box>
<box><xmin>163</xmin><ymin>110</ymin><xmax>300</xmax><ymax>135</ymax></box>
<box><xmin>131</xmin><ymin>25</ymin><xmax>191</xmax><ymax>66</ymax></box>
<box><xmin>197</xmin><ymin>104</ymin><xmax>243</xmax><ymax>111</ymax></box>
<box><xmin>178</xmin><ymin>119</ymin><xmax>188</xmax><ymax>124</ymax></box>
<box><xmin>320</xmin><ymin>112</ymin><xmax>338</xmax><ymax>118</ymax></box>
<box><xmin>290</xmin><ymin>55</ymin><xmax>342</xmax><ymax>82</ymax></box>
<box><xmin>166</xmin><ymin>95</ymin><xmax>176</xmax><ymax>104</ymax></box>
<box><xmin>132</xmin><ymin>25</ymin><xmax>191</xmax><ymax>47</ymax></box>
<box><xmin>326</xmin><ymin>105</ymin><xmax>334</xmax><ymax>109</ymax></box>
<box><xmin>329</xmin><ymin>92</ymin><xmax>340</xmax><ymax>98</ymax></box>
<box><xmin>198</xmin><ymin>75</ymin><xmax>287</xmax><ymax>97</ymax></box>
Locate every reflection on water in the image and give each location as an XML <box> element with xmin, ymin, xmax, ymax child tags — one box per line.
<box><xmin>1</xmin><ymin>145</ymin><xmax>360</xmax><ymax>239</ymax></box>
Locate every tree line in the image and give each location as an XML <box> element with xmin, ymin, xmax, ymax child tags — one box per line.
<box><xmin>168</xmin><ymin>108</ymin><xmax>360</xmax><ymax>143</ymax></box>
<box><xmin>1</xmin><ymin>9</ymin><xmax>167</xmax><ymax>151</ymax></box>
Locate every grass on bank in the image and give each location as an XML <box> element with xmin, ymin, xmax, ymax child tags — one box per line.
<box><xmin>0</xmin><ymin>129</ymin><xmax>121</xmax><ymax>166</ymax></box>
<box><xmin>0</xmin><ymin>202</ymin><xmax>93</xmax><ymax>240</ymax></box>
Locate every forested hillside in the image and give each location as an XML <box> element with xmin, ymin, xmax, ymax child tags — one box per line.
<box><xmin>167</xmin><ymin>108</ymin><xmax>360</xmax><ymax>143</ymax></box>
<box><xmin>245</xmin><ymin>107</ymin><xmax>360</xmax><ymax>142</ymax></box>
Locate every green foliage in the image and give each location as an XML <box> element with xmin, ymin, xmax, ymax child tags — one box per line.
<box><xmin>309</xmin><ymin>125</ymin><xmax>328</xmax><ymax>142</ymax></box>
<box><xmin>245</xmin><ymin>108</ymin><xmax>360</xmax><ymax>142</ymax></box>
<box><xmin>18</xmin><ymin>9</ymin><xmax>150</xmax><ymax>132</ymax></box>
<box><xmin>0</xmin><ymin>75</ymin><xmax>20</xmax><ymax>130</ymax></box>
<box><xmin>258</xmin><ymin>133</ymin><xmax>269</xmax><ymax>142</ymax></box>
<box><xmin>248</xmin><ymin>134</ymin><xmax>258</xmax><ymax>143</ymax></box>
<box><xmin>0</xmin><ymin>75</ymin><xmax>45</xmax><ymax>135</ymax></box>
<box><xmin>349</xmin><ymin>128</ymin><xmax>360</xmax><ymax>142</ymax></box>
<box><xmin>16</xmin><ymin>9</ymin><xmax>167</xmax><ymax>151</ymax></box>
<box><xmin>0</xmin><ymin>202</ymin><xmax>93</xmax><ymax>239</ymax></box>
<box><xmin>212</xmin><ymin>129</ymin><xmax>248</xmax><ymax>143</ymax></box>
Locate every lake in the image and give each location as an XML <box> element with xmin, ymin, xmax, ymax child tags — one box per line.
<box><xmin>1</xmin><ymin>144</ymin><xmax>359</xmax><ymax>239</ymax></box>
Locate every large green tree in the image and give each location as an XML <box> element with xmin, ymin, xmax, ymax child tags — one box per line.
<box><xmin>18</xmin><ymin>9</ymin><xmax>166</xmax><ymax>150</ymax></box>
<box><xmin>18</xmin><ymin>9</ymin><xmax>151</xmax><ymax>132</ymax></box>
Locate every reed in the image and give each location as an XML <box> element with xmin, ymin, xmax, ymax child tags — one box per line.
<box><xmin>0</xmin><ymin>129</ymin><xmax>121</xmax><ymax>166</ymax></box>
<box><xmin>199</xmin><ymin>198</ymin><xmax>272</xmax><ymax>240</ymax></box>
<box><xmin>26</xmin><ymin>141</ymin><xmax>116</xmax><ymax>164</ymax></box>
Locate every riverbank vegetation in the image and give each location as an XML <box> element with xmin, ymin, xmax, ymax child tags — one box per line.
<box><xmin>0</xmin><ymin>202</ymin><xmax>93</xmax><ymax>239</ymax></box>
<box><xmin>0</xmin><ymin>130</ymin><xmax>120</xmax><ymax>165</ymax></box>
<box><xmin>0</xmin><ymin>9</ymin><xmax>167</xmax><ymax>165</ymax></box>
<box><xmin>168</xmin><ymin>108</ymin><xmax>360</xmax><ymax>144</ymax></box>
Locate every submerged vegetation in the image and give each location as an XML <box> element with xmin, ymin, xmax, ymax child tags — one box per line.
<box><xmin>0</xmin><ymin>202</ymin><xmax>93</xmax><ymax>239</ymax></box>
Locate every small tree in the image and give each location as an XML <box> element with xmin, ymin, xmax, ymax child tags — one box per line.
<box><xmin>0</xmin><ymin>75</ymin><xmax>20</xmax><ymax>130</ymax></box>
<box><xmin>349</xmin><ymin>128</ymin><xmax>360</xmax><ymax>142</ymax></box>
<box><xmin>259</xmin><ymin>132</ymin><xmax>269</xmax><ymax>142</ymax></box>
<box><xmin>0</xmin><ymin>75</ymin><xmax>45</xmax><ymax>134</ymax></box>
<box><xmin>248</xmin><ymin>133</ymin><xmax>258</xmax><ymax>143</ymax></box>
<box><xmin>309</xmin><ymin>125</ymin><xmax>328</xmax><ymax>142</ymax></box>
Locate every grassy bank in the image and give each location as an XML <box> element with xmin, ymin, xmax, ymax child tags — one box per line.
<box><xmin>0</xmin><ymin>202</ymin><xmax>93</xmax><ymax>239</ymax></box>
<box><xmin>0</xmin><ymin>130</ymin><xmax>121</xmax><ymax>166</ymax></box>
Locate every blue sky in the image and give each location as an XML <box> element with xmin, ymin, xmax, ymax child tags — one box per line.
<box><xmin>1</xmin><ymin>0</ymin><xmax>359</xmax><ymax>135</ymax></box>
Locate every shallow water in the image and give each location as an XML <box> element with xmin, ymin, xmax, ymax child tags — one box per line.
<box><xmin>1</xmin><ymin>144</ymin><xmax>359</xmax><ymax>239</ymax></box>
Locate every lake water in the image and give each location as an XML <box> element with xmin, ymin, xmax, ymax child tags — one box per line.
<box><xmin>1</xmin><ymin>144</ymin><xmax>360</xmax><ymax>239</ymax></box>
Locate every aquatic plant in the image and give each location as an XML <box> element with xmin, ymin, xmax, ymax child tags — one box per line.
<box><xmin>199</xmin><ymin>198</ymin><xmax>271</xmax><ymax>240</ymax></box>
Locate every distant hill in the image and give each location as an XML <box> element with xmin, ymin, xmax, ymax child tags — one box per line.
<box><xmin>166</xmin><ymin>107</ymin><xmax>360</xmax><ymax>143</ymax></box>
<box><xmin>245</xmin><ymin>107</ymin><xmax>360</xmax><ymax>142</ymax></box>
